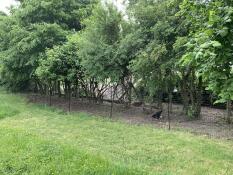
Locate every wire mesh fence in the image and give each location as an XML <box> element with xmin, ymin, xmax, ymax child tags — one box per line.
<box><xmin>27</xmin><ymin>89</ymin><xmax>233</xmax><ymax>140</ymax></box>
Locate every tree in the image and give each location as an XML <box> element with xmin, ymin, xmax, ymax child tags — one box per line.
<box><xmin>128</xmin><ymin>0</ymin><xmax>181</xmax><ymax>110</ymax></box>
<box><xmin>36</xmin><ymin>34</ymin><xmax>83</xmax><ymax>110</ymax></box>
<box><xmin>172</xmin><ymin>0</ymin><xmax>210</xmax><ymax>119</ymax></box>
<box><xmin>179</xmin><ymin>0</ymin><xmax>233</xmax><ymax>122</ymax></box>
<box><xmin>0</xmin><ymin>0</ymin><xmax>95</xmax><ymax>91</ymax></box>
<box><xmin>78</xmin><ymin>3</ymin><xmax>122</xmax><ymax>81</ymax></box>
<box><xmin>77</xmin><ymin>2</ymin><xmax>124</xmax><ymax>106</ymax></box>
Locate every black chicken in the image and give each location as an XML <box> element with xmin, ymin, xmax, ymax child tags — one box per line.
<box><xmin>151</xmin><ymin>110</ymin><xmax>163</xmax><ymax>119</ymax></box>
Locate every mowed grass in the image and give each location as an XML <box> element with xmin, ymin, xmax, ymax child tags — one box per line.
<box><xmin>0</xmin><ymin>90</ymin><xmax>233</xmax><ymax>175</ymax></box>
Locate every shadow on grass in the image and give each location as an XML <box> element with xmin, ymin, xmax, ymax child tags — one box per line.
<box><xmin>34</xmin><ymin>103</ymin><xmax>68</xmax><ymax>115</ymax></box>
<box><xmin>0</xmin><ymin>105</ymin><xmax>20</xmax><ymax>120</ymax></box>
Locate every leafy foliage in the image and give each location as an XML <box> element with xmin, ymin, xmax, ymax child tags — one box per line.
<box><xmin>36</xmin><ymin>34</ymin><xmax>83</xmax><ymax>84</ymax></box>
<box><xmin>0</xmin><ymin>0</ymin><xmax>94</xmax><ymax>91</ymax></box>
<box><xmin>0</xmin><ymin>0</ymin><xmax>232</xmax><ymax>120</ymax></box>
<box><xmin>78</xmin><ymin>3</ymin><xmax>123</xmax><ymax>82</ymax></box>
<box><xmin>180</xmin><ymin>0</ymin><xmax>233</xmax><ymax>102</ymax></box>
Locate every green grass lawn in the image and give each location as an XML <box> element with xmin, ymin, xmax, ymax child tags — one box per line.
<box><xmin>0</xmin><ymin>90</ymin><xmax>232</xmax><ymax>175</ymax></box>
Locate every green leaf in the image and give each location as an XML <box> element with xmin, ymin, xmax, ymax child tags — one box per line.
<box><xmin>211</xmin><ymin>41</ymin><xmax>221</xmax><ymax>48</ymax></box>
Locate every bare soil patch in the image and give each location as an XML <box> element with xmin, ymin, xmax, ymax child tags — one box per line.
<box><xmin>27</xmin><ymin>94</ymin><xmax>233</xmax><ymax>140</ymax></box>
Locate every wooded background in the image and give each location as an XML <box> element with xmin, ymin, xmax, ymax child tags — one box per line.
<box><xmin>0</xmin><ymin>0</ymin><xmax>232</xmax><ymax>123</ymax></box>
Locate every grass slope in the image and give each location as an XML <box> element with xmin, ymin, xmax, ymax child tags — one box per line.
<box><xmin>0</xmin><ymin>90</ymin><xmax>232</xmax><ymax>175</ymax></box>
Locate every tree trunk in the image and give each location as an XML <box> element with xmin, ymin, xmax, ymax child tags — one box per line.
<box><xmin>110</xmin><ymin>86</ymin><xmax>114</xmax><ymax>118</ymax></box>
<box><xmin>181</xmin><ymin>70</ymin><xmax>202</xmax><ymax>119</ymax></box>
<box><xmin>57</xmin><ymin>81</ymin><xmax>61</xmax><ymax>97</ymax></box>
<box><xmin>64</xmin><ymin>81</ymin><xmax>68</xmax><ymax>99</ymax></box>
<box><xmin>128</xmin><ymin>76</ymin><xmax>132</xmax><ymax>107</ymax></box>
<box><xmin>181</xmin><ymin>81</ymin><xmax>189</xmax><ymax>114</ymax></box>
<box><xmin>192</xmin><ymin>76</ymin><xmax>202</xmax><ymax>119</ymax></box>
<box><xmin>226</xmin><ymin>100</ymin><xmax>232</xmax><ymax>124</ymax></box>
<box><xmin>49</xmin><ymin>83</ymin><xmax>52</xmax><ymax>106</ymax></box>
<box><xmin>45</xmin><ymin>84</ymin><xmax>49</xmax><ymax>103</ymax></box>
<box><xmin>74</xmin><ymin>81</ymin><xmax>79</xmax><ymax>98</ymax></box>
<box><xmin>157</xmin><ymin>90</ymin><xmax>163</xmax><ymax>110</ymax></box>
<box><xmin>168</xmin><ymin>92</ymin><xmax>172</xmax><ymax>130</ymax></box>
<box><xmin>34</xmin><ymin>80</ymin><xmax>39</xmax><ymax>94</ymax></box>
<box><xmin>180</xmin><ymin>72</ymin><xmax>190</xmax><ymax>114</ymax></box>
<box><xmin>69</xmin><ymin>83</ymin><xmax>71</xmax><ymax>112</ymax></box>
